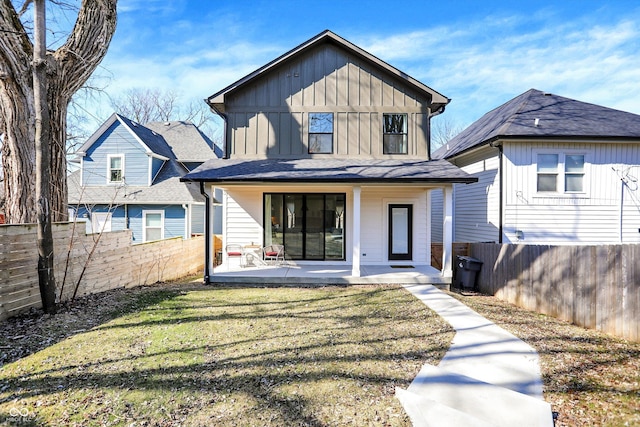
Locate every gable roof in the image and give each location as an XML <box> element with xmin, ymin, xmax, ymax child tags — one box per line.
<box><xmin>435</xmin><ymin>89</ymin><xmax>640</xmax><ymax>159</ymax></box>
<box><xmin>145</xmin><ymin>121</ymin><xmax>221</xmax><ymax>161</ymax></box>
<box><xmin>206</xmin><ymin>29</ymin><xmax>449</xmax><ymax>114</ymax></box>
<box><xmin>74</xmin><ymin>113</ymin><xmax>171</xmax><ymax>161</ymax></box>
<box><xmin>181</xmin><ymin>158</ymin><xmax>476</xmax><ymax>184</ymax></box>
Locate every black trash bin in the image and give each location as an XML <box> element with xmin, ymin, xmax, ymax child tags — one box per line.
<box><xmin>455</xmin><ymin>255</ymin><xmax>483</xmax><ymax>290</ymax></box>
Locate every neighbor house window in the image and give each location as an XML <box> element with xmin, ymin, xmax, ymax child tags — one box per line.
<box><xmin>308</xmin><ymin>113</ymin><xmax>333</xmax><ymax>154</ymax></box>
<box><xmin>143</xmin><ymin>211</ymin><xmax>164</xmax><ymax>242</ymax></box>
<box><xmin>91</xmin><ymin>212</ymin><xmax>112</xmax><ymax>233</ymax></box>
<box><xmin>536</xmin><ymin>153</ymin><xmax>585</xmax><ymax>193</ymax></box>
<box><xmin>383</xmin><ymin>113</ymin><xmax>407</xmax><ymax>154</ymax></box>
<box><xmin>108</xmin><ymin>154</ymin><xmax>124</xmax><ymax>183</ymax></box>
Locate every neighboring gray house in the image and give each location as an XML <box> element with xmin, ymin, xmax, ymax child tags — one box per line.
<box><xmin>68</xmin><ymin>113</ymin><xmax>222</xmax><ymax>242</ymax></box>
<box><xmin>182</xmin><ymin>30</ymin><xmax>476</xmax><ymax>281</ymax></box>
<box><xmin>432</xmin><ymin>89</ymin><xmax>640</xmax><ymax>244</ymax></box>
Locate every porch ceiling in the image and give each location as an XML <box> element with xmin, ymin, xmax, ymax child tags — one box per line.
<box><xmin>182</xmin><ymin>158</ymin><xmax>477</xmax><ymax>184</ymax></box>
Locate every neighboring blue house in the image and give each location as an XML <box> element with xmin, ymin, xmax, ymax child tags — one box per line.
<box><xmin>68</xmin><ymin>113</ymin><xmax>222</xmax><ymax>242</ymax></box>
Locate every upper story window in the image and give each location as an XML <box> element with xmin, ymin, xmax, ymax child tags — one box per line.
<box><xmin>308</xmin><ymin>113</ymin><xmax>333</xmax><ymax>154</ymax></box>
<box><xmin>107</xmin><ymin>154</ymin><xmax>124</xmax><ymax>184</ymax></box>
<box><xmin>536</xmin><ymin>153</ymin><xmax>585</xmax><ymax>193</ymax></box>
<box><xmin>383</xmin><ymin>114</ymin><xmax>407</xmax><ymax>154</ymax></box>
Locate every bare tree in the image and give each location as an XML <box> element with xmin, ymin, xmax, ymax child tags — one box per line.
<box><xmin>0</xmin><ymin>0</ymin><xmax>117</xmax><ymax>224</ymax></box>
<box><xmin>431</xmin><ymin>116</ymin><xmax>466</xmax><ymax>152</ymax></box>
<box><xmin>110</xmin><ymin>87</ymin><xmax>215</xmax><ymax>128</ymax></box>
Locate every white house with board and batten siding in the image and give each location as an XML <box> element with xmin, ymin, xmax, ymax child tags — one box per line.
<box><xmin>432</xmin><ymin>89</ymin><xmax>640</xmax><ymax>244</ymax></box>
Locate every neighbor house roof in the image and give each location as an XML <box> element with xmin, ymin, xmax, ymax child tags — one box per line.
<box><xmin>181</xmin><ymin>158</ymin><xmax>477</xmax><ymax>184</ymax></box>
<box><xmin>68</xmin><ymin>161</ymin><xmax>206</xmax><ymax>205</ymax></box>
<box><xmin>206</xmin><ymin>29</ymin><xmax>450</xmax><ymax>115</ymax></box>
<box><xmin>69</xmin><ymin>114</ymin><xmax>221</xmax><ymax>205</ymax></box>
<box><xmin>74</xmin><ymin>113</ymin><xmax>172</xmax><ymax>161</ymax></box>
<box><xmin>145</xmin><ymin>121</ymin><xmax>222</xmax><ymax>161</ymax></box>
<box><xmin>435</xmin><ymin>89</ymin><xmax>640</xmax><ymax>159</ymax></box>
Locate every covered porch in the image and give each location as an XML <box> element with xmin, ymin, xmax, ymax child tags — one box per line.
<box><xmin>209</xmin><ymin>262</ymin><xmax>450</xmax><ymax>288</ymax></box>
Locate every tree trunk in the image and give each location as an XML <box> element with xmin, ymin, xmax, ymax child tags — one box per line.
<box><xmin>33</xmin><ymin>0</ymin><xmax>56</xmax><ymax>313</ymax></box>
<box><xmin>0</xmin><ymin>0</ymin><xmax>117</xmax><ymax>224</ymax></box>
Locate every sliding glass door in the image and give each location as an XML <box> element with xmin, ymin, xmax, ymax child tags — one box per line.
<box><xmin>265</xmin><ymin>193</ymin><xmax>345</xmax><ymax>261</ymax></box>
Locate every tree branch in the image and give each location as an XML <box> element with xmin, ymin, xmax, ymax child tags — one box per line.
<box><xmin>0</xmin><ymin>0</ymin><xmax>33</xmax><ymax>79</ymax></box>
<box><xmin>53</xmin><ymin>0</ymin><xmax>117</xmax><ymax>98</ymax></box>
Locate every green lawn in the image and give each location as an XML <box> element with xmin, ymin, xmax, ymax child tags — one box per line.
<box><xmin>0</xmin><ymin>285</ymin><xmax>454</xmax><ymax>426</ymax></box>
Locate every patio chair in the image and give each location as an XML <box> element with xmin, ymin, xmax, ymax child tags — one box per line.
<box><xmin>262</xmin><ymin>244</ymin><xmax>285</xmax><ymax>265</ymax></box>
<box><xmin>225</xmin><ymin>244</ymin><xmax>245</xmax><ymax>268</ymax></box>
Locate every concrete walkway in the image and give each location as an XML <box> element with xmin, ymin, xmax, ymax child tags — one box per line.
<box><xmin>397</xmin><ymin>284</ymin><xmax>554</xmax><ymax>427</ymax></box>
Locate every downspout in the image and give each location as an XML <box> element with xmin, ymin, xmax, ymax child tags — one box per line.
<box><xmin>200</xmin><ymin>182</ymin><xmax>211</xmax><ymax>284</ymax></box>
<box><xmin>490</xmin><ymin>140</ymin><xmax>504</xmax><ymax>243</ymax></box>
<box><xmin>182</xmin><ymin>203</ymin><xmax>189</xmax><ymax>239</ymax></box>
<box><xmin>207</xmin><ymin>101</ymin><xmax>229</xmax><ymax>159</ymax></box>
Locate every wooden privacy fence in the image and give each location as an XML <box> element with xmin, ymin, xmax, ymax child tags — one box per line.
<box><xmin>469</xmin><ymin>243</ymin><xmax>639</xmax><ymax>342</ymax></box>
<box><xmin>0</xmin><ymin>222</ymin><xmax>204</xmax><ymax>321</ymax></box>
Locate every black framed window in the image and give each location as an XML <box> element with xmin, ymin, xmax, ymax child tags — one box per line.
<box><xmin>264</xmin><ymin>193</ymin><xmax>345</xmax><ymax>260</ymax></box>
<box><xmin>383</xmin><ymin>113</ymin><xmax>407</xmax><ymax>154</ymax></box>
<box><xmin>308</xmin><ymin>113</ymin><xmax>333</xmax><ymax>154</ymax></box>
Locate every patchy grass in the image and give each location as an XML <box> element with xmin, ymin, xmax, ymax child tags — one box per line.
<box><xmin>0</xmin><ymin>284</ymin><xmax>454</xmax><ymax>426</ymax></box>
<box><xmin>450</xmin><ymin>292</ymin><xmax>640</xmax><ymax>427</ymax></box>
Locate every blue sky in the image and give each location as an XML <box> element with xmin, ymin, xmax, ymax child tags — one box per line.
<box><xmin>82</xmin><ymin>0</ymin><xmax>640</xmax><ymax>136</ymax></box>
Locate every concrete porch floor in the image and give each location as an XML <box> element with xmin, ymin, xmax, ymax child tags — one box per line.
<box><xmin>208</xmin><ymin>262</ymin><xmax>450</xmax><ymax>287</ymax></box>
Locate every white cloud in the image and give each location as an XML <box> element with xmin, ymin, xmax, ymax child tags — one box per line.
<box><xmin>82</xmin><ymin>5</ymin><xmax>640</xmax><ymax>135</ymax></box>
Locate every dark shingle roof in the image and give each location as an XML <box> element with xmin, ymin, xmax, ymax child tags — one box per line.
<box><xmin>181</xmin><ymin>158</ymin><xmax>477</xmax><ymax>184</ymax></box>
<box><xmin>68</xmin><ymin>165</ymin><xmax>206</xmax><ymax>205</ymax></box>
<box><xmin>145</xmin><ymin>121</ymin><xmax>220</xmax><ymax>161</ymax></box>
<box><xmin>435</xmin><ymin>89</ymin><xmax>640</xmax><ymax>159</ymax></box>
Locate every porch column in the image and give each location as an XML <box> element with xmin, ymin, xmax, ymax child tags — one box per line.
<box><xmin>351</xmin><ymin>186</ymin><xmax>361</xmax><ymax>277</ymax></box>
<box><xmin>442</xmin><ymin>185</ymin><xmax>453</xmax><ymax>278</ymax></box>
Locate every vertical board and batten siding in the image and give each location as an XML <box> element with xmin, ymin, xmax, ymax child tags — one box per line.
<box><xmin>470</xmin><ymin>243</ymin><xmax>639</xmax><ymax>342</ymax></box>
<box><xmin>502</xmin><ymin>141</ymin><xmax>640</xmax><ymax>243</ymax></box>
<box><xmin>224</xmin><ymin>43</ymin><xmax>430</xmax><ymax>159</ymax></box>
<box><xmin>81</xmin><ymin>121</ymin><xmax>151</xmax><ymax>186</ymax></box>
<box><xmin>0</xmin><ymin>223</ymin><xmax>204</xmax><ymax>321</ymax></box>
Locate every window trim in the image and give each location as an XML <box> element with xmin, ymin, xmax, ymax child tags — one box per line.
<box><xmin>382</xmin><ymin>113</ymin><xmax>408</xmax><ymax>155</ymax></box>
<box><xmin>107</xmin><ymin>154</ymin><xmax>125</xmax><ymax>184</ymax></box>
<box><xmin>142</xmin><ymin>210</ymin><xmax>164</xmax><ymax>242</ymax></box>
<box><xmin>308</xmin><ymin>112</ymin><xmax>334</xmax><ymax>154</ymax></box>
<box><xmin>534</xmin><ymin>150</ymin><xmax>589</xmax><ymax>196</ymax></box>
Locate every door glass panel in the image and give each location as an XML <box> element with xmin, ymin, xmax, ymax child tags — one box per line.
<box><xmin>265</xmin><ymin>194</ymin><xmax>284</xmax><ymax>246</ymax></box>
<box><xmin>389</xmin><ymin>204</ymin><xmax>412</xmax><ymax>261</ymax></box>
<box><xmin>305</xmin><ymin>195</ymin><xmax>324</xmax><ymax>260</ymax></box>
<box><xmin>325</xmin><ymin>194</ymin><xmax>345</xmax><ymax>260</ymax></box>
<box><xmin>284</xmin><ymin>195</ymin><xmax>304</xmax><ymax>259</ymax></box>
<box><xmin>392</xmin><ymin>207</ymin><xmax>409</xmax><ymax>254</ymax></box>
